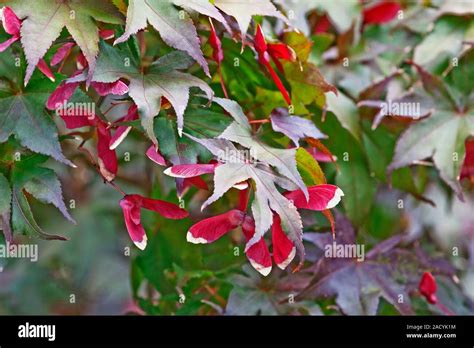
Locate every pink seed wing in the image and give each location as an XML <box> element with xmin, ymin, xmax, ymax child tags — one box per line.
<box><xmin>187</xmin><ymin>209</ymin><xmax>244</xmax><ymax>244</ymax></box>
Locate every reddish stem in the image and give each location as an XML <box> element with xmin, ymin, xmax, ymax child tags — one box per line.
<box><xmin>249</xmin><ymin>119</ymin><xmax>270</xmax><ymax>124</ymax></box>
<box><xmin>102</xmin><ymin>101</ymin><xmax>130</xmax><ymax>117</ymax></box>
<box><xmin>107</xmin><ymin>180</ymin><xmax>127</xmax><ymax>196</ymax></box>
<box><xmin>217</xmin><ymin>64</ymin><xmax>229</xmax><ymax>99</ymax></box>
<box><xmin>262</xmin><ymin>60</ymin><xmax>291</xmax><ymax>105</ymax></box>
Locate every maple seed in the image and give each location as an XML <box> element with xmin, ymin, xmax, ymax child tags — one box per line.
<box><xmin>254</xmin><ymin>25</ymin><xmax>294</xmax><ymax>105</ymax></box>
<box><xmin>120</xmin><ymin>194</ymin><xmax>189</xmax><ymax>250</ymax></box>
<box><xmin>419</xmin><ymin>272</ymin><xmax>437</xmax><ymax>304</ymax></box>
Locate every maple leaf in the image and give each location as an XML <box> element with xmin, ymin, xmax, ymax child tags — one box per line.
<box><xmin>388</xmin><ymin>56</ymin><xmax>474</xmax><ymax>200</ymax></box>
<box><xmin>172</xmin><ymin>0</ymin><xmax>231</xmax><ymax>33</ymax></box>
<box><xmin>413</xmin><ymin>16</ymin><xmax>473</xmax><ymax>73</ymax></box>
<box><xmin>388</xmin><ymin>110</ymin><xmax>474</xmax><ymax>200</ymax></box>
<box><xmin>187</xmin><ymin>137</ymin><xmax>305</xmax><ymax>265</ymax></box>
<box><xmin>0</xmin><ymin>6</ymin><xmax>57</xmax><ymax>82</ymax></box>
<box><xmin>8</xmin><ymin>0</ymin><xmax>123</xmax><ymax>85</ymax></box>
<box><xmin>13</xmin><ymin>154</ymin><xmax>74</xmax><ymax>221</ymax></box>
<box><xmin>178</xmin><ymin>98</ymin><xmax>316</xmax><ymax>265</ymax></box>
<box><xmin>214</xmin><ymin>97</ymin><xmax>308</xmax><ymax>198</ymax></box>
<box><xmin>114</xmin><ymin>0</ymin><xmax>215</xmax><ymax>76</ymax></box>
<box><xmin>0</xmin><ymin>75</ymin><xmax>73</xmax><ymax>166</ymax></box>
<box><xmin>0</xmin><ymin>153</ymin><xmax>74</xmax><ymax>241</ymax></box>
<box><xmin>213</xmin><ymin>0</ymin><xmax>289</xmax><ymax>40</ymax></box>
<box><xmin>167</xmin><ymin>149</ymin><xmax>343</xmax><ymax>274</ymax></box>
<box><xmin>284</xmin><ymin>61</ymin><xmax>337</xmax><ymax>113</ymax></box>
<box><xmin>273</xmin><ymin>0</ymin><xmax>315</xmax><ymax>35</ymax></box>
<box><xmin>298</xmin><ymin>214</ymin><xmax>415</xmax><ymax>315</ymax></box>
<box><xmin>70</xmin><ymin>41</ymin><xmax>213</xmax><ymax>144</ymax></box>
<box><xmin>225</xmin><ymin>264</ymin><xmax>317</xmax><ymax>315</ymax></box>
<box><xmin>270</xmin><ymin>107</ymin><xmax>326</xmax><ymax>146</ymax></box>
<box><xmin>278</xmin><ymin>31</ymin><xmax>337</xmax><ymax>113</ymax></box>
<box><xmin>360</xmin><ymin>90</ymin><xmax>433</xmax><ymax>130</ymax></box>
<box><xmin>276</xmin><ymin>0</ymin><xmax>361</xmax><ymax>35</ymax></box>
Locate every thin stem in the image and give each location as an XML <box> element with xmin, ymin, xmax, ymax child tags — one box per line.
<box><xmin>56</xmin><ymin>43</ymin><xmax>74</xmax><ymax>74</ymax></box>
<box><xmin>249</xmin><ymin>119</ymin><xmax>270</xmax><ymax>124</ymax></box>
<box><xmin>217</xmin><ymin>64</ymin><xmax>229</xmax><ymax>99</ymax></box>
<box><xmin>203</xmin><ymin>285</ymin><xmax>227</xmax><ymax>307</ymax></box>
<box><xmin>102</xmin><ymin>101</ymin><xmax>129</xmax><ymax>117</ymax></box>
<box><xmin>108</xmin><ymin>180</ymin><xmax>127</xmax><ymax>196</ymax></box>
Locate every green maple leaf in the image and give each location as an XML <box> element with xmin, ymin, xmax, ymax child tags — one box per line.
<box><xmin>276</xmin><ymin>0</ymin><xmax>360</xmax><ymax>35</ymax></box>
<box><xmin>282</xmin><ymin>32</ymin><xmax>337</xmax><ymax>114</ymax></box>
<box><xmin>0</xmin><ymin>151</ymin><xmax>73</xmax><ymax>241</ymax></box>
<box><xmin>114</xmin><ymin>0</ymin><xmax>211</xmax><ymax>76</ymax></box>
<box><xmin>388</xmin><ymin>53</ymin><xmax>474</xmax><ymax>200</ymax></box>
<box><xmin>12</xmin><ymin>154</ymin><xmax>75</xmax><ymax>225</ymax></box>
<box><xmin>8</xmin><ymin>0</ymin><xmax>123</xmax><ymax>85</ymax></box>
<box><xmin>71</xmin><ymin>41</ymin><xmax>213</xmax><ymax>145</ymax></box>
<box><xmin>0</xmin><ymin>75</ymin><xmax>73</xmax><ymax>166</ymax></box>
<box><xmin>413</xmin><ymin>16</ymin><xmax>474</xmax><ymax>73</ymax></box>
<box><xmin>388</xmin><ymin>110</ymin><xmax>474</xmax><ymax>199</ymax></box>
<box><xmin>214</xmin><ymin>0</ymin><xmax>288</xmax><ymax>38</ymax></box>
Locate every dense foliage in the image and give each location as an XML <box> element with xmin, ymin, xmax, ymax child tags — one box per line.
<box><xmin>0</xmin><ymin>0</ymin><xmax>473</xmax><ymax>315</ymax></box>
